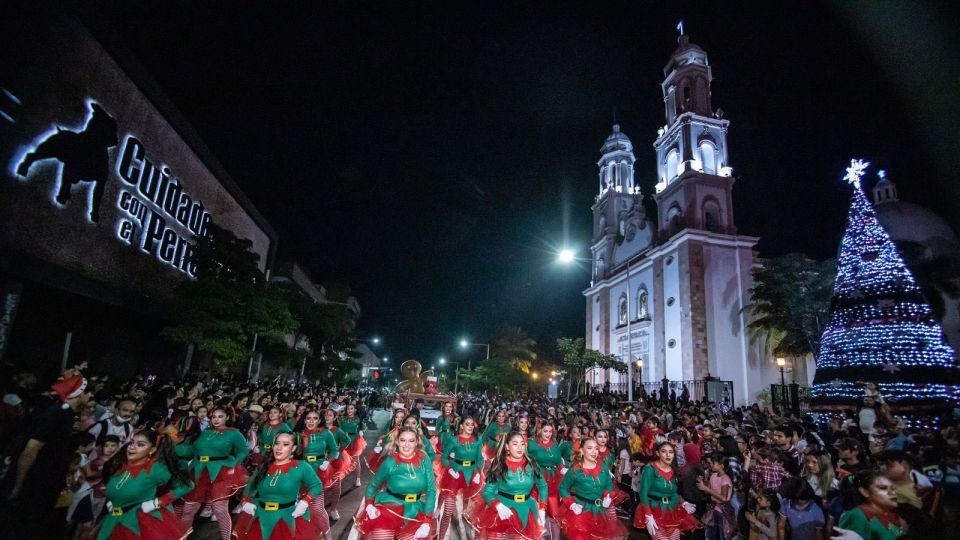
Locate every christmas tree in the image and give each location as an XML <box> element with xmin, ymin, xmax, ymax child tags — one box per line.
<box><xmin>811</xmin><ymin>159</ymin><xmax>959</xmax><ymax>411</ymax></box>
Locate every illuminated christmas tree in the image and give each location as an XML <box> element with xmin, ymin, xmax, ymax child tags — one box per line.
<box><xmin>811</xmin><ymin>160</ymin><xmax>959</xmax><ymax>411</ymax></box>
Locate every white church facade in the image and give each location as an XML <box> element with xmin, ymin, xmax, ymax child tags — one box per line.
<box><xmin>583</xmin><ymin>35</ymin><xmax>782</xmax><ymax>406</ymax></box>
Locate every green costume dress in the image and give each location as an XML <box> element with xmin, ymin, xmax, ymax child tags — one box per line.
<box><xmin>559</xmin><ymin>439</ymin><xmax>581</xmax><ymax>464</ymax></box>
<box><xmin>481</xmin><ymin>421</ymin><xmax>511</xmax><ymax>458</ymax></box>
<box><xmin>357</xmin><ymin>451</ymin><xmax>436</xmax><ymax>537</ymax></box>
<box><xmin>98</xmin><ymin>459</ymin><xmax>193</xmax><ymax>540</ymax></box>
<box><xmin>631</xmin><ymin>463</ymin><xmax>698</xmax><ymax>533</ymax></box>
<box><xmin>559</xmin><ymin>462</ymin><xmax>626</xmax><ymax>539</ymax></box>
<box><xmin>528</xmin><ymin>438</ymin><xmax>564</xmax><ymax>516</ymax></box>
<box><xmin>440</xmin><ymin>433</ymin><xmax>483</xmax><ymax>493</ymax></box>
<box><xmin>470</xmin><ymin>458</ymin><xmax>547</xmax><ymax>539</ymax></box>
<box><xmin>299</xmin><ymin>427</ymin><xmax>342</xmax><ymax>487</ymax></box>
<box><xmin>838</xmin><ymin>505</ymin><xmax>903</xmax><ymax>540</ymax></box>
<box><xmin>234</xmin><ymin>460</ymin><xmax>324</xmax><ymax>540</ymax></box>
<box><xmin>186</xmin><ymin>426</ymin><xmax>250</xmax><ymax>503</ymax></box>
<box><xmin>258</xmin><ymin>421</ymin><xmax>293</xmax><ymax>455</ymax></box>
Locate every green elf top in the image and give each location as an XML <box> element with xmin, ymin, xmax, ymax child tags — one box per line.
<box><xmin>239</xmin><ymin>460</ymin><xmax>322</xmax><ymax>539</ymax></box>
<box><xmin>98</xmin><ymin>459</ymin><xmax>192</xmax><ymax>540</ymax></box>
<box><xmin>191</xmin><ymin>426</ymin><xmax>249</xmax><ymax>480</ymax></box>
<box><xmin>365</xmin><ymin>450</ymin><xmax>437</xmax><ymax>519</ymax></box>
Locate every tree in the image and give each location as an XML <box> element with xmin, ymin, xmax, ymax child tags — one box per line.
<box><xmin>493</xmin><ymin>326</ymin><xmax>538</xmax><ymax>373</ymax></box>
<box><xmin>745</xmin><ymin>253</ymin><xmax>836</xmax><ymax>359</ymax></box>
<box><xmin>811</xmin><ymin>160</ymin><xmax>958</xmax><ymax>409</ymax></box>
<box><xmin>556</xmin><ymin>337</ymin><xmax>625</xmax><ymax>399</ymax></box>
<box><xmin>163</xmin><ymin>223</ymin><xmax>297</xmax><ymax>372</ymax></box>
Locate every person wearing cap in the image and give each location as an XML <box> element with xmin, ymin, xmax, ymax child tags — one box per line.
<box><xmin>8</xmin><ymin>369</ymin><xmax>94</xmax><ymax>538</ymax></box>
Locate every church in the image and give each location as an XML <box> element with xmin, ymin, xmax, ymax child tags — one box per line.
<box><xmin>583</xmin><ymin>34</ymin><xmax>782</xmax><ymax>406</ymax></box>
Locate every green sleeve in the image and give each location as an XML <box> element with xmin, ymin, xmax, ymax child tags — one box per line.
<box><xmin>233</xmin><ymin>431</ymin><xmax>250</xmax><ymax>463</ymax></box>
<box><xmin>423</xmin><ymin>457</ymin><xmax>436</xmax><ymax>512</ymax></box>
<box><xmin>323</xmin><ymin>430</ymin><xmax>340</xmax><ymax>459</ymax></box>
<box><xmin>482</xmin><ymin>474</ymin><xmax>498</xmax><ymax>503</ymax></box>
<box><xmin>365</xmin><ymin>457</ymin><xmax>390</xmax><ymax>500</ymax></box>
<box><xmin>481</xmin><ymin>423</ymin><xmax>495</xmax><ymax>442</ymax></box>
<box><xmin>637</xmin><ymin>465</ymin><xmax>654</xmax><ymax>504</ymax></box>
<box><xmin>838</xmin><ymin>508</ymin><xmax>872</xmax><ymax>540</ymax></box>
<box><xmin>423</xmin><ymin>436</ymin><xmax>436</xmax><ymax>459</ymax></box>
<box><xmin>560</xmin><ymin>442</ymin><xmax>571</xmax><ymax>464</ymax></box>
<box><xmin>243</xmin><ymin>472</ymin><xmax>258</xmax><ymax>498</ymax></box>
<box><xmin>441</xmin><ymin>442</ymin><xmax>454</xmax><ymax>467</ymax></box>
<box><xmin>559</xmin><ymin>469</ymin><xmax>574</xmax><ymax>498</ymax></box>
<box><xmin>301</xmin><ymin>462</ymin><xmax>323</xmax><ymax>497</ymax></box>
<box><xmin>535</xmin><ymin>472</ymin><xmax>548</xmax><ymax>503</ymax></box>
<box><xmin>167</xmin><ymin>466</ymin><xmax>194</xmax><ymax>500</ymax></box>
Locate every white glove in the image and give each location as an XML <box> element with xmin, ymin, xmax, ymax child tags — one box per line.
<box><xmin>570</xmin><ymin>503</ymin><xmax>583</xmax><ymax>515</ymax></box>
<box><xmin>140</xmin><ymin>499</ymin><xmax>158</xmax><ymax>514</ymax></box>
<box><xmin>560</xmin><ymin>467</ymin><xmax>569</xmax><ymax>475</ymax></box>
<box><xmin>241</xmin><ymin>502</ymin><xmax>257</xmax><ymax>515</ymax></box>
<box><xmin>645</xmin><ymin>514</ymin><xmax>659</xmax><ymax>536</ymax></box>
<box><xmin>291</xmin><ymin>499</ymin><xmax>309</xmax><ymax>518</ymax></box>
<box><xmin>414</xmin><ymin>523</ymin><xmax>431</xmax><ymax>539</ymax></box>
<box><xmin>682</xmin><ymin>501</ymin><xmax>696</xmax><ymax>514</ymax></box>
<box><xmin>495</xmin><ymin>502</ymin><xmax>512</xmax><ymax>520</ymax></box>
<box><xmin>448</xmin><ymin>469</ymin><xmax>460</xmax><ymax>479</ymax></box>
<box><xmin>359</xmin><ymin>430</ymin><xmax>365</xmax><ymax>437</ymax></box>
<box><xmin>831</xmin><ymin>526</ymin><xmax>866</xmax><ymax>540</ymax></box>
<box><xmin>366</xmin><ymin>504</ymin><xmax>380</xmax><ymax>519</ymax></box>
<box><xmin>434</xmin><ymin>504</ymin><xmax>444</xmax><ymax>520</ymax></box>
<box><xmin>602</xmin><ymin>495</ymin><xmax>612</xmax><ymax>508</ymax></box>
<box><xmin>318</xmin><ymin>461</ymin><xmax>330</xmax><ymax>471</ymax></box>
<box><xmin>473</xmin><ymin>473</ymin><xmax>482</xmax><ymax>485</ymax></box>
<box><xmin>106</xmin><ymin>501</ymin><xmax>114</xmax><ymax>512</ymax></box>
<box><xmin>538</xmin><ymin>508</ymin><xmax>546</xmax><ymax>525</ymax></box>
<box><xmin>373</xmin><ymin>446</ymin><xmax>383</xmax><ymax>454</ymax></box>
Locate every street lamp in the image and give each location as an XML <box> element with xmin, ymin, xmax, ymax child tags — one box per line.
<box><xmin>439</xmin><ymin>357</ymin><xmax>461</xmax><ymax>394</ymax></box>
<box><xmin>776</xmin><ymin>356</ymin><xmax>787</xmax><ymax>411</ymax></box>
<box><xmin>531</xmin><ymin>372</ymin><xmax>538</xmax><ymax>380</ymax></box>
<box><xmin>458</xmin><ymin>339</ymin><xmax>490</xmax><ymax>370</ymax></box>
<box><xmin>557</xmin><ymin>249</ymin><xmax>575</xmax><ymax>264</ymax></box>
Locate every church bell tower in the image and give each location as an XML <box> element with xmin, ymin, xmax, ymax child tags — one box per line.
<box><xmin>653</xmin><ymin>34</ymin><xmax>736</xmax><ymax>239</ymax></box>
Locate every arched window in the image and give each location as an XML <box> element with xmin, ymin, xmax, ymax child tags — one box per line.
<box><xmin>598</xmin><ymin>215</ymin><xmax>607</xmax><ymax>236</ymax></box>
<box><xmin>637</xmin><ymin>286</ymin><xmax>649</xmax><ymax>320</ymax></box>
<box><xmin>666</xmin><ymin>204</ymin><xmax>682</xmax><ymax>234</ymax></box>
<box><xmin>666</xmin><ymin>149</ymin><xmax>680</xmax><ymax>182</ymax></box>
<box><xmin>699</xmin><ymin>141</ymin><xmax>717</xmax><ymax>174</ymax></box>
<box><xmin>618</xmin><ymin>293</ymin><xmax>628</xmax><ymax>326</ymax></box>
<box><xmin>703</xmin><ymin>199</ymin><xmax>721</xmax><ymax>233</ymax></box>
<box><xmin>595</xmin><ymin>257</ymin><xmax>606</xmax><ymax>280</ymax></box>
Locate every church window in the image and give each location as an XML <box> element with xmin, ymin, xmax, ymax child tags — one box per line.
<box><xmin>637</xmin><ymin>286</ymin><xmax>649</xmax><ymax>320</ymax></box>
<box><xmin>595</xmin><ymin>257</ymin><xmax>606</xmax><ymax>280</ymax></box>
<box><xmin>666</xmin><ymin>255</ymin><xmax>674</xmax><ymax>266</ymax></box>
<box><xmin>598</xmin><ymin>215</ymin><xmax>607</xmax><ymax>235</ymax></box>
<box><xmin>703</xmin><ymin>199</ymin><xmax>721</xmax><ymax>233</ymax></box>
<box><xmin>666</xmin><ymin>204</ymin><xmax>682</xmax><ymax>234</ymax></box>
<box><xmin>666</xmin><ymin>150</ymin><xmax>679</xmax><ymax>181</ymax></box>
<box><xmin>667</xmin><ymin>296</ymin><xmax>675</xmax><ymax>307</ymax></box>
<box><xmin>699</xmin><ymin>141</ymin><xmax>717</xmax><ymax>174</ymax></box>
<box><xmin>618</xmin><ymin>293</ymin><xmax>628</xmax><ymax>326</ymax></box>
<box><xmin>668</xmin><ymin>339</ymin><xmax>677</xmax><ymax>348</ymax></box>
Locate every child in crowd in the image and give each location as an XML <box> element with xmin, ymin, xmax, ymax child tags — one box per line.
<box><xmin>68</xmin><ymin>434</ymin><xmax>120</xmax><ymax>539</ymax></box>
<box><xmin>698</xmin><ymin>453</ymin><xmax>736</xmax><ymax>540</ymax></box>
<box><xmin>778</xmin><ymin>477</ymin><xmax>825</xmax><ymax>540</ymax></box>
<box><xmin>748</xmin><ymin>447</ymin><xmax>791</xmax><ymax>492</ymax></box>
<box><xmin>745</xmin><ymin>488</ymin><xmax>779</xmax><ymax>540</ymax></box>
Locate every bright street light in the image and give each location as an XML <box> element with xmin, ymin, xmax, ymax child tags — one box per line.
<box><xmin>439</xmin><ymin>357</ymin><xmax>447</xmax><ymax>365</ymax></box>
<box><xmin>372</xmin><ymin>337</ymin><xmax>381</xmax><ymax>345</ymax></box>
<box><xmin>558</xmin><ymin>249</ymin><xmax>575</xmax><ymax>264</ymax></box>
<box><xmin>383</xmin><ymin>357</ymin><xmax>389</xmax><ymax>363</ymax></box>
<box><xmin>531</xmin><ymin>372</ymin><xmax>538</xmax><ymax>380</ymax></box>
<box><xmin>459</xmin><ymin>339</ymin><xmax>469</xmax><ymax>348</ymax></box>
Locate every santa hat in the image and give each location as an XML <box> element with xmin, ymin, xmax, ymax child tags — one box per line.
<box><xmin>52</xmin><ymin>374</ymin><xmax>87</xmax><ymax>402</ymax></box>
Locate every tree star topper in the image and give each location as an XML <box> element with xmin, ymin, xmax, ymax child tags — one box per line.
<box><xmin>844</xmin><ymin>158</ymin><xmax>870</xmax><ymax>189</ymax></box>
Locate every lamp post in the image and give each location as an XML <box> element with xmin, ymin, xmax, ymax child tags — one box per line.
<box><xmin>440</xmin><ymin>357</ymin><xmax>460</xmax><ymax>394</ymax></box>
<box><xmin>776</xmin><ymin>356</ymin><xmax>787</xmax><ymax>411</ymax></box>
<box><xmin>458</xmin><ymin>339</ymin><xmax>490</xmax><ymax>371</ymax></box>
<box><xmin>636</xmin><ymin>359</ymin><xmax>643</xmax><ymax>396</ymax></box>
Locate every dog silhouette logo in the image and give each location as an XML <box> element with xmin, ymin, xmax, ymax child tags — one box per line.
<box><xmin>16</xmin><ymin>101</ymin><xmax>118</xmax><ymax>223</ymax></box>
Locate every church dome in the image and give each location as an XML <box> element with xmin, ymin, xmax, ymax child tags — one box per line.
<box><xmin>875</xmin><ymin>200</ymin><xmax>960</xmax><ymax>260</ymax></box>
<box><xmin>601</xmin><ymin>124</ymin><xmax>633</xmax><ymax>154</ymax></box>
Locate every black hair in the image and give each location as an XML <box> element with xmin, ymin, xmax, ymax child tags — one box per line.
<box><xmin>781</xmin><ymin>476</ymin><xmax>818</xmax><ymax>503</ymax></box>
<box><xmin>758</xmin><ymin>487</ymin><xmax>781</xmax><ymax>513</ymax></box>
<box><xmin>103</xmin><ymin>427</ymin><xmax>192</xmax><ymax>490</ymax></box>
<box><xmin>250</xmin><ymin>430</ymin><xmax>297</xmax><ymax>498</ymax></box>
<box><xmin>488</xmin><ymin>430</ymin><xmax>541</xmax><ymax>484</ymax></box>
<box><xmin>717</xmin><ymin>434</ymin><xmax>741</xmax><ymax>459</ymax></box>
<box><xmin>774</xmin><ymin>423</ymin><xmax>799</xmax><ymax>439</ymax></box>
<box><xmin>102</xmin><ymin>434</ymin><xmax>122</xmax><ymax>447</ymax></box>
<box><xmin>840</xmin><ymin>470</ymin><xmax>885</xmax><ymax>510</ymax></box>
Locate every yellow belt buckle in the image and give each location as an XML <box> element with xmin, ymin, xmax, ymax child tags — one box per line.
<box><xmin>307</xmin><ymin>455</ymin><xmax>318</xmax><ymax>462</ymax></box>
<box><xmin>264</xmin><ymin>502</ymin><xmax>280</xmax><ymax>511</ymax></box>
<box><xmin>111</xmin><ymin>507</ymin><xmax>123</xmax><ymax>516</ymax></box>
<box><xmin>199</xmin><ymin>456</ymin><xmax>210</xmax><ymax>463</ymax></box>
<box><xmin>264</xmin><ymin>445</ymin><xmax>272</xmax><ymax>449</ymax></box>
<box><xmin>404</xmin><ymin>494</ymin><xmax>418</xmax><ymax>503</ymax></box>
<box><xmin>661</xmin><ymin>496</ymin><xmax>670</xmax><ymax>505</ymax></box>
<box><xmin>513</xmin><ymin>494</ymin><xmax>526</xmax><ymax>503</ymax></box>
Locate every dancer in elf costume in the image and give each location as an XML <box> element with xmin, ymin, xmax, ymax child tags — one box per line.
<box><xmin>298</xmin><ymin>410</ymin><xmax>345</xmax><ymax>537</ymax></box>
<box><xmin>467</xmin><ymin>430</ymin><xmax>546</xmax><ymax>540</ymax></box>
<box><xmin>437</xmin><ymin>416</ymin><xmax>484</xmax><ymax>540</ymax></box>
<box><xmin>234</xmin><ymin>431</ymin><xmax>324</xmax><ymax>540</ymax></box>
<box><xmin>837</xmin><ymin>472</ymin><xmax>903</xmax><ymax>540</ymax></box>
<box><xmin>258</xmin><ymin>406</ymin><xmax>293</xmax><ymax>458</ymax></box>
<box><xmin>559</xmin><ymin>425</ymin><xmax>582</xmax><ymax>465</ymax></box>
<box><xmin>639</xmin><ymin>417</ymin><xmax>663</xmax><ymax>457</ymax></box>
<box><xmin>594</xmin><ymin>429</ymin><xmax>616</xmax><ymax>472</ymax></box>
<box><xmin>434</xmin><ymin>401</ymin><xmax>459</xmax><ymax>453</ymax></box>
<box><xmin>632</xmin><ymin>441</ymin><xmax>699</xmax><ymax>540</ymax></box>
<box><xmin>180</xmin><ymin>407</ymin><xmax>250</xmax><ymax>540</ymax></box>
<box><xmin>403</xmin><ymin>414</ymin><xmax>437</xmax><ymax>461</ymax></box>
<box><xmin>97</xmin><ymin>428</ymin><xmax>194</xmax><ymax>540</ymax></box>
<box><xmin>354</xmin><ymin>426</ymin><xmax>435</xmax><ymax>540</ymax></box>
<box><xmin>368</xmin><ymin>408</ymin><xmax>407</xmax><ymax>474</ymax></box>
<box><xmin>481</xmin><ymin>410</ymin><xmax>511</xmax><ymax>461</ymax></box>
<box><xmin>514</xmin><ymin>416</ymin><xmax>532</xmax><ymax>445</ymax></box>
<box><xmin>557</xmin><ymin>437</ymin><xmax>627</xmax><ymax>540</ymax></box>
<box><xmin>527</xmin><ymin>422</ymin><xmax>564</xmax><ymax>540</ymax></box>
<box><xmin>339</xmin><ymin>403</ymin><xmax>368</xmax><ymax>488</ymax></box>
<box><xmin>323</xmin><ymin>408</ymin><xmax>353</xmax><ymax>522</ymax></box>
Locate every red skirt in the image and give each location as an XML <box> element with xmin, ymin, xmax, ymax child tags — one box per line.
<box><xmin>438</xmin><ymin>467</ymin><xmax>484</xmax><ymax>498</ymax></box>
<box><xmin>632</xmin><ymin>503</ymin><xmax>700</xmax><ymax>532</ymax></box>
<box><xmin>536</xmin><ymin>469</ymin><xmax>563</xmax><ymax>518</ymax></box>
<box><xmin>103</xmin><ymin>508</ymin><xmax>191</xmax><ymax>540</ymax></box>
<box><xmin>185</xmin><ymin>466</ymin><xmax>249</xmax><ymax>503</ymax></box>
<box><xmin>233</xmin><ymin>511</ymin><xmax>322</xmax><ymax>540</ymax></box>
<box><xmin>469</xmin><ymin>502</ymin><xmax>544</xmax><ymax>540</ymax></box>
<box><xmin>345</xmin><ymin>436</ymin><xmax>368</xmax><ymax>459</ymax></box>
<box><xmin>353</xmin><ymin>503</ymin><xmax>433</xmax><ymax>538</ymax></box>
<box><xmin>316</xmin><ymin>454</ymin><xmax>351</xmax><ymax>488</ymax></box>
<box><xmin>365</xmin><ymin>450</ymin><xmax>387</xmax><ymax>474</ymax></box>
<box><xmin>558</xmin><ymin>507</ymin><xmax>627</xmax><ymax>540</ymax></box>
<box><xmin>482</xmin><ymin>442</ymin><xmax>496</xmax><ymax>461</ymax></box>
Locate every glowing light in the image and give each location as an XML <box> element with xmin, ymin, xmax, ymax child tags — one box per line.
<box><xmin>558</xmin><ymin>249</ymin><xmax>575</xmax><ymax>264</ymax></box>
<box><xmin>843</xmin><ymin>158</ymin><xmax>870</xmax><ymax>188</ymax></box>
<box><xmin>460</xmin><ymin>339</ymin><xmax>469</xmax><ymax>348</ymax></box>
<box><xmin>655</xmin><ymin>180</ymin><xmax>667</xmax><ymax>193</ymax></box>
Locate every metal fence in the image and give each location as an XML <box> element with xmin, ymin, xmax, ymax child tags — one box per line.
<box><xmin>590</xmin><ymin>378</ymin><xmax>735</xmax><ymax>408</ymax></box>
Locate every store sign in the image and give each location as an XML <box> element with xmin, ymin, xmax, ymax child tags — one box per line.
<box><xmin>14</xmin><ymin>100</ymin><xmax>210</xmax><ymax>277</ymax></box>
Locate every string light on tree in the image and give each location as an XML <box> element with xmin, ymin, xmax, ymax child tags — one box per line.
<box><xmin>812</xmin><ymin>159</ymin><xmax>959</xmax><ymax>410</ymax></box>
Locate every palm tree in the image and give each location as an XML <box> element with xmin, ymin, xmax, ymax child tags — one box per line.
<box><xmin>492</xmin><ymin>326</ymin><xmax>537</xmax><ymax>373</ymax></box>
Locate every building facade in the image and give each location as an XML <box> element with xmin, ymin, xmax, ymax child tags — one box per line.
<box><xmin>0</xmin><ymin>8</ymin><xmax>276</xmax><ymax>379</ymax></box>
<box><xmin>583</xmin><ymin>35</ymin><xmax>780</xmax><ymax>405</ymax></box>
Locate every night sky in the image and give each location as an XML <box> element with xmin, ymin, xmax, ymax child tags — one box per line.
<box><xmin>91</xmin><ymin>1</ymin><xmax>960</xmax><ymax>364</ymax></box>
